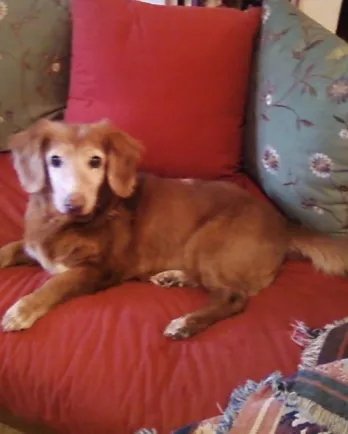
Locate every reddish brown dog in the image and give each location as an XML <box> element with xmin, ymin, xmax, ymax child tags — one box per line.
<box><xmin>0</xmin><ymin>119</ymin><xmax>347</xmax><ymax>339</ymax></box>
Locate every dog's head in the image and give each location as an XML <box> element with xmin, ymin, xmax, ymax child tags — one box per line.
<box><xmin>9</xmin><ymin>119</ymin><xmax>143</xmax><ymax>217</ymax></box>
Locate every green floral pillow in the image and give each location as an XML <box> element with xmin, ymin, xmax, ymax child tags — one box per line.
<box><xmin>244</xmin><ymin>0</ymin><xmax>348</xmax><ymax>235</ymax></box>
<box><xmin>0</xmin><ymin>0</ymin><xmax>70</xmax><ymax>151</ymax></box>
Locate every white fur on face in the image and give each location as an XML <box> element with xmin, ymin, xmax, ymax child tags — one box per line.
<box><xmin>45</xmin><ymin>142</ymin><xmax>106</xmax><ymax>215</ymax></box>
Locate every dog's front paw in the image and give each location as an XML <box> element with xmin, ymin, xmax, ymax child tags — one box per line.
<box><xmin>2</xmin><ymin>295</ymin><xmax>48</xmax><ymax>332</ymax></box>
<box><xmin>150</xmin><ymin>270</ymin><xmax>193</xmax><ymax>288</ymax></box>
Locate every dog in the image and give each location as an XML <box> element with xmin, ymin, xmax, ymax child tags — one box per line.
<box><xmin>0</xmin><ymin>119</ymin><xmax>347</xmax><ymax>339</ymax></box>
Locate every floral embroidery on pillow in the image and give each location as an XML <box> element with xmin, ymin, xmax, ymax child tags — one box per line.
<box><xmin>262</xmin><ymin>146</ymin><xmax>280</xmax><ymax>174</ymax></box>
<box><xmin>301</xmin><ymin>198</ymin><xmax>324</xmax><ymax>215</ymax></box>
<box><xmin>327</xmin><ymin>77</ymin><xmax>348</xmax><ymax>103</ymax></box>
<box><xmin>262</xmin><ymin>4</ymin><xmax>271</xmax><ymax>24</ymax></box>
<box><xmin>308</xmin><ymin>153</ymin><xmax>333</xmax><ymax>179</ymax></box>
<box><xmin>244</xmin><ymin>0</ymin><xmax>348</xmax><ymax>233</ymax></box>
<box><xmin>0</xmin><ymin>0</ymin><xmax>70</xmax><ymax>150</ymax></box>
<box><xmin>0</xmin><ymin>1</ymin><xmax>8</xmax><ymax>21</ymax></box>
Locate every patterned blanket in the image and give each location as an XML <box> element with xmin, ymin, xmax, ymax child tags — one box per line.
<box><xmin>136</xmin><ymin>318</ymin><xmax>348</xmax><ymax>434</ymax></box>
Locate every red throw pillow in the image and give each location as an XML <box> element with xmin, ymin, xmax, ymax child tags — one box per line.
<box><xmin>66</xmin><ymin>0</ymin><xmax>261</xmax><ymax>179</ymax></box>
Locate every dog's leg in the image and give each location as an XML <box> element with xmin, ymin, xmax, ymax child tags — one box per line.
<box><xmin>164</xmin><ymin>289</ymin><xmax>247</xmax><ymax>339</ymax></box>
<box><xmin>2</xmin><ymin>267</ymin><xmax>104</xmax><ymax>332</ymax></box>
<box><xmin>0</xmin><ymin>241</ymin><xmax>37</xmax><ymax>268</ymax></box>
<box><xmin>150</xmin><ymin>270</ymin><xmax>196</xmax><ymax>288</ymax></box>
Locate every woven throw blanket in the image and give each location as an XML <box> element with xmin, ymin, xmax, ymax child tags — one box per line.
<box><xmin>292</xmin><ymin>360</ymin><xmax>348</xmax><ymax>434</ymax></box>
<box><xmin>136</xmin><ymin>318</ymin><xmax>348</xmax><ymax>434</ymax></box>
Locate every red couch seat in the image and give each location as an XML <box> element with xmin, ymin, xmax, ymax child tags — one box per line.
<box><xmin>0</xmin><ymin>153</ymin><xmax>348</xmax><ymax>433</ymax></box>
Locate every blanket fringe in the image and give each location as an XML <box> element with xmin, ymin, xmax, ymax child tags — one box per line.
<box><xmin>299</xmin><ymin>396</ymin><xmax>348</xmax><ymax>434</ymax></box>
<box><xmin>134</xmin><ymin>429</ymin><xmax>157</xmax><ymax>434</ymax></box>
<box><xmin>216</xmin><ymin>371</ymin><xmax>283</xmax><ymax>434</ymax></box>
<box><xmin>291</xmin><ymin>320</ymin><xmax>315</xmax><ymax>347</ymax></box>
<box><xmin>291</xmin><ymin>317</ymin><xmax>348</xmax><ymax>370</ymax></box>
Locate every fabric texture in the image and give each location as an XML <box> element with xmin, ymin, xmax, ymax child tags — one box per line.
<box><xmin>167</xmin><ymin>381</ymin><xmax>331</xmax><ymax>433</ymax></box>
<box><xmin>293</xmin><ymin>362</ymin><xmax>348</xmax><ymax>434</ymax></box>
<box><xmin>168</xmin><ymin>319</ymin><xmax>348</xmax><ymax>434</ymax></box>
<box><xmin>244</xmin><ymin>0</ymin><xmax>348</xmax><ymax>235</ymax></box>
<box><xmin>292</xmin><ymin>318</ymin><xmax>348</xmax><ymax>434</ymax></box>
<box><xmin>66</xmin><ymin>0</ymin><xmax>261</xmax><ymax>179</ymax></box>
<box><xmin>0</xmin><ymin>0</ymin><xmax>71</xmax><ymax>151</ymax></box>
<box><xmin>293</xmin><ymin>317</ymin><xmax>348</xmax><ymax>370</ymax></box>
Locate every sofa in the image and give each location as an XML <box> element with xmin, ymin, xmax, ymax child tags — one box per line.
<box><xmin>1</xmin><ymin>0</ymin><xmax>348</xmax><ymax>433</ymax></box>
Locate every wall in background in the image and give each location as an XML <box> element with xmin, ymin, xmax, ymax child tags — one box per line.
<box><xmin>299</xmin><ymin>0</ymin><xmax>343</xmax><ymax>33</ymax></box>
<box><xmin>139</xmin><ymin>0</ymin><xmax>345</xmax><ymax>32</ymax></box>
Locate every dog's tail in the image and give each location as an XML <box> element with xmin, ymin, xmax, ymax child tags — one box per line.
<box><xmin>288</xmin><ymin>226</ymin><xmax>348</xmax><ymax>276</ymax></box>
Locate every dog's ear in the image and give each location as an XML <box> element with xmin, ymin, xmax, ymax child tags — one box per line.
<box><xmin>9</xmin><ymin>119</ymin><xmax>53</xmax><ymax>194</ymax></box>
<box><xmin>98</xmin><ymin>122</ymin><xmax>144</xmax><ymax>198</ymax></box>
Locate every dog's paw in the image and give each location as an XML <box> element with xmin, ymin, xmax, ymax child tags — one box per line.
<box><xmin>2</xmin><ymin>295</ymin><xmax>48</xmax><ymax>332</ymax></box>
<box><xmin>150</xmin><ymin>270</ymin><xmax>192</xmax><ymax>288</ymax></box>
<box><xmin>163</xmin><ymin>316</ymin><xmax>197</xmax><ymax>340</ymax></box>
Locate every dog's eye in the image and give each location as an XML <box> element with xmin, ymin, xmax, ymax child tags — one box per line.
<box><xmin>89</xmin><ymin>156</ymin><xmax>102</xmax><ymax>169</ymax></box>
<box><xmin>50</xmin><ymin>155</ymin><xmax>62</xmax><ymax>168</ymax></box>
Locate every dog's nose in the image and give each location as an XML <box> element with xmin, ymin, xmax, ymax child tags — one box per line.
<box><xmin>64</xmin><ymin>193</ymin><xmax>85</xmax><ymax>214</ymax></box>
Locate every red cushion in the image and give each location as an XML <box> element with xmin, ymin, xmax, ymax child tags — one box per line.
<box><xmin>65</xmin><ymin>0</ymin><xmax>261</xmax><ymax>179</ymax></box>
<box><xmin>2</xmin><ymin>155</ymin><xmax>348</xmax><ymax>433</ymax></box>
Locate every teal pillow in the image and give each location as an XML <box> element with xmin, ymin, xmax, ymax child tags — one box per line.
<box><xmin>244</xmin><ymin>0</ymin><xmax>348</xmax><ymax>235</ymax></box>
<box><xmin>0</xmin><ymin>0</ymin><xmax>70</xmax><ymax>151</ymax></box>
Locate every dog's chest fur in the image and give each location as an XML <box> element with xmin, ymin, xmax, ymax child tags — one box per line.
<box><xmin>25</xmin><ymin>242</ymin><xmax>68</xmax><ymax>274</ymax></box>
<box><xmin>23</xmin><ymin>194</ymin><xmax>131</xmax><ymax>276</ymax></box>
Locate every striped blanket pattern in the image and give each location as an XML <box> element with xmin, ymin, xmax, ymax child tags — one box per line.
<box><xmin>171</xmin><ymin>319</ymin><xmax>348</xmax><ymax>434</ymax></box>
<box><xmin>137</xmin><ymin>318</ymin><xmax>348</xmax><ymax>434</ymax></box>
